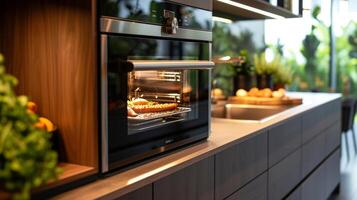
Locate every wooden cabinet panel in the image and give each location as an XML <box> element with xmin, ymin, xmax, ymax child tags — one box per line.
<box><xmin>324</xmin><ymin>122</ymin><xmax>341</xmax><ymax>157</ymax></box>
<box><xmin>301</xmin><ymin>162</ymin><xmax>325</xmax><ymax>200</ymax></box>
<box><xmin>324</xmin><ymin>149</ymin><xmax>341</xmax><ymax>199</ymax></box>
<box><xmin>302</xmin><ymin>100</ymin><xmax>340</xmax><ymax>144</ymax></box>
<box><xmin>225</xmin><ymin>172</ymin><xmax>267</xmax><ymax>200</ymax></box>
<box><xmin>302</xmin><ymin>132</ymin><xmax>325</xmax><ymax>177</ymax></box>
<box><xmin>0</xmin><ymin>0</ymin><xmax>98</xmax><ymax>168</ymax></box>
<box><xmin>154</xmin><ymin>157</ymin><xmax>214</xmax><ymax>200</ymax></box>
<box><xmin>215</xmin><ymin>132</ymin><xmax>267</xmax><ymax>200</ymax></box>
<box><xmin>268</xmin><ymin>117</ymin><xmax>302</xmax><ymax>167</ymax></box>
<box><xmin>285</xmin><ymin>186</ymin><xmax>301</xmax><ymax>200</ymax></box>
<box><xmin>169</xmin><ymin>0</ymin><xmax>212</xmax><ymax>10</ymax></box>
<box><xmin>268</xmin><ymin>149</ymin><xmax>302</xmax><ymax>200</ymax></box>
<box><xmin>116</xmin><ymin>185</ymin><xmax>152</xmax><ymax>200</ymax></box>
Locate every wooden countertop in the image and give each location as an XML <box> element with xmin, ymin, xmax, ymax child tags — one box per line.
<box><xmin>52</xmin><ymin>92</ymin><xmax>341</xmax><ymax>200</ymax></box>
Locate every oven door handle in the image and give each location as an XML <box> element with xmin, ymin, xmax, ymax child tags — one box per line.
<box><xmin>128</xmin><ymin>60</ymin><xmax>215</xmax><ymax>70</ymax></box>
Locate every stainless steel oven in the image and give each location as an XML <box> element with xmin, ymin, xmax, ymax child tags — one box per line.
<box><xmin>99</xmin><ymin>0</ymin><xmax>213</xmax><ymax>173</ymax></box>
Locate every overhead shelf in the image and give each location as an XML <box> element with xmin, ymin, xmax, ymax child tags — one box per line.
<box><xmin>213</xmin><ymin>0</ymin><xmax>301</xmax><ymax>20</ymax></box>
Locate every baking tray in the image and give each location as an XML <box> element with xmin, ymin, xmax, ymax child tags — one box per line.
<box><xmin>128</xmin><ymin>107</ymin><xmax>191</xmax><ymax>122</ymax></box>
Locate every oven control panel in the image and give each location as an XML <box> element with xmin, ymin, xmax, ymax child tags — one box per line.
<box><xmin>162</xmin><ymin>10</ymin><xmax>179</xmax><ymax>34</ymax></box>
<box><xmin>100</xmin><ymin>0</ymin><xmax>212</xmax><ymax>31</ymax></box>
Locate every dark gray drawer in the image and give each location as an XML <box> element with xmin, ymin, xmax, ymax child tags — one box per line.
<box><xmin>301</xmin><ymin>161</ymin><xmax>325</xmax><ymax>200</ymax></box>
<box><xmin>268</xmin><ymin>149</ymin><xmax>302</xmax><ymax>200</ymax></box>
<box><xmin>269</xmin><ymin>117</ymin><xmax>302</xmax><ymax>167</ymax></box>
<box><xmin>116</xmin><ymin>185</ymin><xmax>152</xmax><ymax>200</ymax></box>
<box><xmin>285</xmin><ymin>186</ymin><xmax>301</xmax><ymax>200</ymax></box>
<box><xmin>225</xmin><ymin>172</ymin><xmax>267</xmax><ymax>200</ymax></box>
<box><xmin>215</xmin><ymin>132</ymin><xmax>268</xmax><ymax>200</ymax></box>
<box><xmin>302</xmin><ymin>132</ymin><xmax>325</xmax><ymax>177</ymax></box>
<box><xmin>324</xmin><ymin>148</ymin><xmax>341</xmax><ymax>199</ymax></box>
<box><xmin>154</xmin><ymin>157</ymin><xmax>214</xmax><ymax>200</ymax></box>
<box><xmin>302</xmin><ymin>100</ymin><xmax>341</xmax><ymax>144</ymax></box>
<box><xmin>324</xmin><ymin>122</ymin><xmax>341</xmax><ymax>157</ymax></box>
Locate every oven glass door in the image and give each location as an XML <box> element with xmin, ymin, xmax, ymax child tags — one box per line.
<box><xmin>103</xmin><ymin>35</ymin><xmax>211</xmax><ymax>170</ymax></box>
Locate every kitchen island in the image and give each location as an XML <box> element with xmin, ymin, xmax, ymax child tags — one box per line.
<box><xmin>53</xmin><ymin>92</ymin><xmax>341</xmax><ymax>200</ymax></box>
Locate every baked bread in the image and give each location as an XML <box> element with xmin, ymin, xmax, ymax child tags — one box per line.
<box><xmin>130</xmin><ymin>103</ymin><xmax>178</xmax><ymax>113</ymax></box>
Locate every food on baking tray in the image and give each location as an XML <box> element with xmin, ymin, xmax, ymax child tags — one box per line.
<box><xmin>127</xmin><ymin>98</ymin><xmax>179</xmax><ymax>116</ymax></box>
<box><xmin>131</xmin><ymin>98</ymin><xmax>149</xmax><ymax>105</ymax></box>
<box><xmin>127</xmin><ymin>106</ymin><xmax>138</xmax><ymax>117</ymax></box>
<box><xmin>130</xmin><ymin>103</ymin><xmax>178</xmax><ymax>113</ymax></box>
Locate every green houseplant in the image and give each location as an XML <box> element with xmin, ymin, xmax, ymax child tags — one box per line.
<box><xmin>273</xmin><ymin>66</ymin><xmax>292</xmax><ymax>90</ymax></box>
<box><xmin>0</xmin><ymin>54</ymin><xmax>61</xmax><ymax>200</ymax></box>
<box><xmin>232</xmin><ymin>50</ymin><xmax>255</xmax><ymax>91</ymax></box>
<box><xmin>254</xmin><ymin>53</ymin><xmax>278</xmax><ymax>89</ymax></box>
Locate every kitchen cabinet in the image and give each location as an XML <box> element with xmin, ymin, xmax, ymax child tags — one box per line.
<box><xmin>215</xmin><ymin>132</ymin><xmax>267</xmax><ymax>200</ymax></box>
<box><xmin>225</xmin><ymin>172</ymin><xmax>267</xmax><ymax>200</ymax></box>
<box><xmin>268</xmin><ymin>149</ymin><xmax>302</xmax><ymax>200</ymax></box>
<box><xmin>213</xmin><ymin>0</ymin><xmax>301</xmax><ymax>20</ymax></box>
<box><xmin>324</xmin><ymin>149</ymin><xmax>341</xmax><ymax>199</ymax></box>
<box><xmin>324</xmin><ymin>122</ymin><xmax>341</xmax><ymax>157</ymax></box>
<box><xmin>170</xmin><ymin>0</ymin><xmax>212</xmax><ymax>10</ymax></box>
<box><xmin>300</xmin><ymin>148</ymin><xmax>340</xmax><ymax>200</ymax></box>
<box><xmin>268</xmin><ymin>117</ymin><xmax>302</xmax><ymax>167</ymax></box>
<box><xmin>51</xmin><ymin>94</ymin><xmax>341</xmax><ymax>200</ymax></box>
<box><xmin>154</xmin><ymin>157</ymin><xmax>214</xmax><ymax>200</ymax></box>
<box><xmin>0</xmin><ymin>0</ymin><xmax>98</xmax><ymax>193</ymax></box>
<box><xmin>302</xmin><ymin>100</ymin><xmax>341</xmax><ymax>144</ymax></box>
<box><xmin>116</xmin><ymin>185</ymin><xmax>152</xmax><ymax>200</ymax></box>
<box><xmin>302</xmin><ymin>131</ymin><xmax>325</xmax><ymax>177</ymax></box>
<box><xmin>286</xmin><ymin>186</ymin><xmax>301</xmax><ymax>200</ymax></box>
<box><xmin>301</xmin><ymin>162</ymin><xmax>326</xmax><ymax>200</ymax></box>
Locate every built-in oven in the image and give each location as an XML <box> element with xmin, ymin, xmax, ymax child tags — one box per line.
<box><xmin>99</xmin><ymin>0</ymin><xmax>213</xmax><ymax>173</ymax></box>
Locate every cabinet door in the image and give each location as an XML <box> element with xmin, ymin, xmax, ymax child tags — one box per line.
<box><xmin>269</xmin><ymin>117</ymin><xmax>302</xmax><ymax>167</ymax></box>
<box><xmin>169</xmin><ymin>0</ymin><xmax>213</xmax><ymax>10</ymax></box>
<box><xmin>302</xmin><ymin>106</ymin><xmax>325</xmax><ymax>143</ymax></box>
<box><xmin>324</xmin><ymin>149</ymin><xmax>341</xmax><ymax>199</ymax></box>
<box><xmin>225</xmin><ymin>172</ymin><xmax>267</xmax><ymax>200</ymax></box>
<box><xmin>268</xmin><ymin>149</ymin><xmax>302</xmax><ymax>200</ymax></box>
<box><xmin>301</xmin><ymin>163</ymin><xmax>325</xmax><ymax>200</ymax></box>
<box><xmin>302</xmin><ymin>100</ymin><xmax>340</xmax><ymax>144</ymax></box>
<box><xmin>154</xmin><ymin>157</ymin><xmax>214</xmax><ymax>200</ymax></box>
<box><xmin>286</xmin><ymin>186</ymin><xmax>301</xmax><ymax>200</ymax></box>
<box><xmin>324</xmin><ymin>122</ymin><xmax>341</xmax><ymax>157</ymax></box>
<box><xmin>215</xmin><ymin>132</ymin><xmax>268</xmax><ymax>200</ymax></box>
<box><xmin>302</xmin><ymin>131</ymin><xmax>325</xmax><ymax>177</ymax></box>
<box><xmin>116</xmin><ymin>185</ymin><xmax>152</xmax><ymax>200</ymax></box>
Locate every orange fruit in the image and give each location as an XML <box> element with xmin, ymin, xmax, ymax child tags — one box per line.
<box><xmin>39</xmin><ymin>117</ymin><xmax>55</xmax><ymax>132</ymax></box>
<box><xmin>34</xmin><ymin>121</ymin><xmax>46</xmax><ymax>130</ymax></box>
<box><xmin>27</xmin><ymin>101</ymin><xmax>38</xmax><ymax>114</ymax></box>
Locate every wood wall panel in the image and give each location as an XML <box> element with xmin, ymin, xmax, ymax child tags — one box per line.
<box><xmin>0</xmin><ymin>0</ymin><xmax>98</xmax><ymax>168</ymax></box>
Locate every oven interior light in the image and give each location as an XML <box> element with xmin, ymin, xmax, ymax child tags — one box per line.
<box><xmin>219</xmin><ymin>56</ymin><xmax>232</xmax><ymax>61</ymax></box>
<box><xmin>213</xmin><ymin>16</ymin><xmax>233</xmax><ymax>24</ymax></box>
<box><xmin>217</xmin><ymin>0</ymin><xmax>285</xmax><ymax>20</ymax></box>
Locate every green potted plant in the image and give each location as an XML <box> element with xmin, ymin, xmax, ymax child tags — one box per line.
<box><xmin>254</xmin><ymin>53</ymin><xmax>278</xmax><ymax>89</ymax></box>
<box><xmin>273</xmin><ymin>66</ymin><xmax>292</xmax><ymax>90</ymax></box>
<box><xmin>232</xmin><ymin>49</ymin><xmax>255</xmax><ymax>92</ymax></box>
<box><xmin>0</xmin><ymin>54</ymin><xmax>61</xmax><ymax>200</ymax></box>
